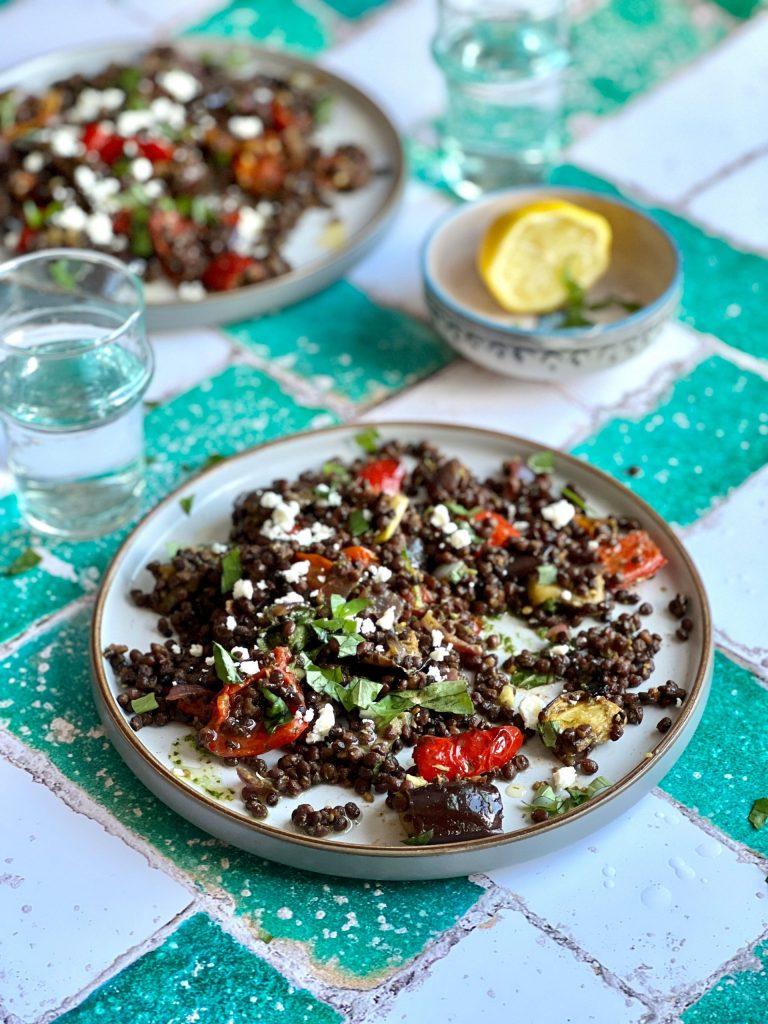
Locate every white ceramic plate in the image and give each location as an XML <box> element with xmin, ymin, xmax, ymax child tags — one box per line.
<box><xmin>0</xmin><ymin>40</ymin><xmax>404</xmax><ymax>330</ymax></box>
<box><xmin>91</xmin><ymin>423</ymin><xmax>712</xmax><ymax>880</ymax></box>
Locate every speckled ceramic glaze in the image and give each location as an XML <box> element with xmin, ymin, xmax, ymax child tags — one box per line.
<box><xmin>91</xmin><ymin>423</ymin><xmax>711</xmax><ymax>881</ymax></box>
<box><xmin>422</xmin><ymin>187</ymin><xmax>682</xmax><ymax>380</ymax></box>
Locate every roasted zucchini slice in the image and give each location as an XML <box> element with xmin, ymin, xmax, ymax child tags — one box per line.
<box><xmin>538</xmin><ymin>690</ymin><xmax>625</xmax><ymax>765</ymax></box>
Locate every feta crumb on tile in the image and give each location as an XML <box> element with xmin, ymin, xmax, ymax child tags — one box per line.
<box><xmin>376</xmin><ymin>606</ymin><xmax>396</xmax><ymax>631</ymax></box>
<box><xmin>552</xmin><ymin>765</ymin><xmax>577</xmax><ymax>791</ymax></box>
<box><xmin>233</xmin><ymin>578</ymin><xmax>254</xmax><ymax>601</ymax></box>
<box><xmin>541</xmin><ymin>500</ymin><xmax>576</xmax><ymax>530</ymax></box>
<box><xmin>449</xmin><ymin>528</ymin><xmax>472</xmax><ymax>550</ymax></box>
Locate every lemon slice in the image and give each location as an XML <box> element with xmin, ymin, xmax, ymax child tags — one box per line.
<box><xmin>477</xmin><ymin>199</ymin><xmax>612</xmax><ymax>315</ymax></box>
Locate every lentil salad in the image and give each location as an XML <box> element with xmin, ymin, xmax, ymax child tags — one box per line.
<box><xmin>0</xmin><ymin>45</ymin><xmax>373</xmax><ymax>298</ymax></box>
<box><xmin>104</xmin><ymin>431</ymin><xmax>689</xmax><ymax>846</ymax></box>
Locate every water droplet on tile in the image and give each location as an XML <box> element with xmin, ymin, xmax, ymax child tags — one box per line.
<box><xmin>603</xmin><ymin>879</ymin><xmax>615</xmax><ymax>890</ymax></box>
<box><xmin>696</xmin><ymin>840</ymin><xmax>723</xmax><ymax>859</ymax></box>
<box><xmin>669</xmin><ymin>857</ymin><xmax>696</xmax><ymax>880</ymax></box>
<box><xmin>602</xmin><ymin>865</ymin><xmax>616</xmax><ymax>878</ymax></box>
<box><xmin>641</xmin><ymin>884</ymin><xmax>672</xmax><ymax>910</ymax></box>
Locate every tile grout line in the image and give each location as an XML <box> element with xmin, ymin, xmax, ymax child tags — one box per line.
<box><xmin>0</xmin><ymin>593</ymin><xmax>95</xmax><ymax>665</ymax></box>
<box><xmin>654</xmin><ymin>788</ymin><xmax>768</xmax><ymax>872</ymax></box>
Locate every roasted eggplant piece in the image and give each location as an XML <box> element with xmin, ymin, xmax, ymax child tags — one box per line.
<box><xmin>397</xmin><ymin>779</ymin><xmax>503</xmax><ymax>844</ymax></box>
<box><xmin>538</xmin><ymin>690</ymin><xmax>625</xmax><ymax>766</ymax></box>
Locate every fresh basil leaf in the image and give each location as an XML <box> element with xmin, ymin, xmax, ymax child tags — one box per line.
<box><xmin>537</xmin><ymin>719</ymin><xmax>561</xmax><ymax>748</ymax></box>
<box><xmin>304</xmin><ymin>662</ymin><xmax>344</xmax><ymax>701</ymax></box>
<box><xmin>335</xmin><ymin>633</ymin><xmax>363</xmax><ymax>657</ymax></box>
<box><xmin>0</xmin><ymin>90</ymin><xmax>18</xmax><ymax>132</ymax></box>
<box><xmin>220</xmin><ymin>547</ymin><xmax>242</xmax><ymax>594</ymax></box>
<box><xmin>213</xmin><ymin>642</ymin><xmax>242</xmax><ymax>686</ymax></box>
<box><xmin>527</xmin><ymin>451</ymin><xmax>555</xmax><ymax>474</ymax></box>
<box><xmin>322</xmin><ymin>460</ymin><xmax>351</xmax><ymax>484</ymax></box>
<box><xmin>537</xmin><ymin>564</ymin><xmax>557</xmax><ymax>586</ymax></box>
<box><xmin>340</xmin><ymin>677</ymin><xmax>383</xmax><ymax>713</ymax></box>
<box><xmin>259</xmin><ymin>687</ymin><xmax>292</xmax><ymax>732</ymax></box>
<box><xmin>201</xmin><ymin>453</ymin><xmax>226</xmax><ymax>471</ymax></box>
<box><xmin>402</xmin><ymin>830</ymin><xmax>433</xmax><ymax>846</ymax></box>
<box><xmin>444</xmin><ymin>501</ymin><xmax>480</xmax><ymax>518</ymax></box>
<box><xmin>523</xmin><ymin>776</ymin><xmax>609</xmax><ymax>820</ymax></box>
<box><xmin>22</xmin><ymin>200</ymin><xmax>43</xmax><ymax>229</ymax></box>
<box><xmin>561</xmin><ymin>486</ymin><xmax>587</xmax><ymax>512</ymax></box>
<box><xmin>4</xmin><ymin>548</ymin><xmax>42</xmax><ymax>576</ymax></box>
<box><xmin>567</xmin><ymin>776</ymin><xmax>610</xmax><ymax>806</ymax></box>
<box><xmin>412</xmin><ymin>679</ymin><xmax>474</xmax><ymax>716</ymax></box>
<box><xmin>179</xmin><ymin>495</ymin><xmax>195</xmax><ymax>516</ymax></box>
<box><xmin>509</xmin><ymin>671</ymin><xmax>556</xmax><ymax>690</ymax></box>
<box><xmin>348</xmin><ymin>509</ymin><xmax>368</xmax><ymax>537</ymax></box>
<box><xmin>749</xmin><ymin>797</ymin><xmax>768</xmax><ymax>830</ymax></box>
<box><xmin>340</xmin><ymin>597</ymin><xmax>370</xmax><ymax>618</ymax></box>
<box><xmin>314</xmin><ymin>93</ymin><xmax>334</xmax><ymax>126</ymax></box>
<box><xmin>355</xmin><ymin>426</ymin><xmax>380</xmax><ymax>454</ymax></box>
<box><xmin>130</xmin><ymin>693</ymin><xmax>159</xmax><ymax>714</ymax></box>
<box><xmin>363</xmin><ymin>692</ymin><xmax>415</xmax><ymax>728</ymax></box>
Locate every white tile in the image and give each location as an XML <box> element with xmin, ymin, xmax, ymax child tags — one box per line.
<box><xmin>348</xmin><ymin>182</ymin><xmax>453</xmax><ymax>317</ymax></box>
<box><xmin>146</xmin><ymin>328</ymin><xmax>234</xmax><ymax>404</ymax></box>
<box><xmin>321</xmin><ymin>0</ymin><xmax>443</xmax><ymax>132</ymax></box>
<box><xmin>487</xmin><ymin>792</ymin><xmax>768</xmax><ymax>999</ymax></box>
<box><xmin>0</xmin><ymin>756</ymin><xmax>191</xmax><ymax>1022</ymax></box>
<box><xmin>370</xmin><ymin>905</ymin><xmax>647</xmax><ymax>1024</ymax></box>
<box><xmin>0</xmin><ymin>2</ymin><xmax>149</xmax><ymax>71</ymax></box>
<box><xmin>686</xmin><ymin>152</ymin><xmax>768</xmax><ymax>255</ymax></box>
<box><xmin>364</xmin><ymin>362</ymin><xmax>590</xmax><ymax>448</ymax></box>
<box><xmin>559</xmin><ymin>321</ymin><xmax>705</xmax><ymax>417</ymax></box>
<box><xmin>684</xmin><ymin>464</ymin><xmax>768</xmax><ymax>674</ymax></box>
<box><xmin>567</xmin><ymin>15</ymin><xmax>768</xmax><ymax>205</ymax></box>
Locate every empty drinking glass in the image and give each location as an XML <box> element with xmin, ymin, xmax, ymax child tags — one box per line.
<box><xmin>0</xmin><ymin>249</ymin><xmax>153</xmax><ymax>539</ymax></box>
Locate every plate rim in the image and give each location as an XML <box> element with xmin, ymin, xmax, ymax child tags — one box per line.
<box><xmin>91</xmin><ymin>420</ymin><xmax>713</xmax><ymax>861</ymax></box>
<box><xmin>0</xmin><ymin>38</ymin><xmax>406</xmax><ymax>318</ymax></box>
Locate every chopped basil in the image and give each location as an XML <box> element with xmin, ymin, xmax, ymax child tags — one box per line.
<box><xmin>322</xmin><ymin>460</ymin><xmax>352</xmax><ymax>484</ymax></box>
<box><xmin>0</xmin><ymin>90</ymin><xmax>17</xmax><ymax>132</ymax></box>
<box><xmin>179</xmin><ymin>495</ymin><xmax>195</xmax><ymax>516</ymax></box>
<box><xmin>537</xmin><ymin>719</ymin><xmax>561</xmax><ymax>748</ymax></box>
<box><xmin>355</xmin><ymin>426</ymin><xmax>380</xmax><ymax>454</ymax></box>
<box><xmin>339</xmin><ymin>677</ymin><xmax>383</xmax><ymax>713</ymax></box>
<box><xmin>335</xmin><ymin>633</ymin><xmax>363</xmax><ymax>657</ymax></box>
<box><xmin>363</xmin><ymin>678</ymin><xmax>474</xmax><ymax>728</ymax></box>
<box><xmin>524</xmin><ymin>776</ymin><xmax>609</xmax><ymax>819</ymax></box>
<box><xmin>527</xmin><ymin>451</ymin><xmax>555</xmax><ymax>474</ymax></box>
<box><xmin>348</xmin><ymin>509</ymin><xmax>369</xmax><ymax>537</ymax></box>
<box><xmin>201</xmin><ymin>453</ymin><xmax>226</xmax><ymax>471</ymax></box>
<box><xmin>49</xmin><ymin>259</ymin><xmax>78</xmax><ymax>291</ymax></box>
<box><xmin>537</xmin><ymin>564</ymin><xmax>558</xmax><ymax>585</ymax></box>
<box><xmin>509</xmin><ymin>671</ymin><xmax>556</xmax><ymax>690</ymax></box>
<box><xmin>131</xmin><ymin>693</ymin><xmax>159</xmax><ymax>714</ymax></box>
<box><xmin>444</xmin><ymin>501</ymin><xmax>480</xmax><ymax>518</ymax></box>
<box><xmin>402</xmin><ymin>830</ymin><xmax>433</xmax><ymax>846</ymax></box>
<box><xmin>213</xmin><ymin>642</ymin><xmax>242</xmax><ymax>686</ymax></box>
<box><xmin>749</xmin><ymin>797</ymin><xmax>768</xmax><ymax>830</ymax></box>
<box><xmin>117</xmin><ymin>66</ymin><xmax>142</xmax><ymax>93</ymax></box>
<box><xmin>303</xmin><ymin>662</ymin><xmax>345</xmax><ymax>701</ymax></box>
<box><xmin>220</xmin><ymin>547</ymin><xmax>242</xmax><ymax>593</ymax></box>
<box><xmin>561</xmin><ymin>486</ymin><xmax>587</xmax><ymax>512</ymax></box>
<box><xmin>4</xmin><ymin>548</ymin><xmax>42</xmax><ymax>576</ymax></box>
<box><xmin>256</xmin><ymin>926</ymin><xmax>273</xmax><ymax>944</ymax></box>
<box><xmin>22</xmin><ymin>200</ymin><xmax>43</xmax><ymax>229</ymax></box>
<box><xmin>314</xmin><ymin>93</ymin><xmax>334</xmax><ymax>126</ymax></box>
<box><xmin>311</xmin><ymin>596</ymin><xmax>369</xmax><ymax>656</ymax></box>
<box><xmin>259</xmin><ymin>687</ymin><xmax>292</xmax><ymax>732</ymax></box>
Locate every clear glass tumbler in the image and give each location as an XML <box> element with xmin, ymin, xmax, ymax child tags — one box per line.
<box><xmin>432</xmin><ymin>0</ymin><xmax>570</xmax><ymax>199</ymax></box>
<box><xmin>0</xmin><ymin>249</ymin><xmax>153</xmax><ymax>539</ymax></box>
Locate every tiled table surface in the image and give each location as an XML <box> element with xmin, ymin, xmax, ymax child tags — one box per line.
<box><xmin>2</xmin><ymin>1</ymin><xmax>768</xmax><ymax>1022</ymax></box>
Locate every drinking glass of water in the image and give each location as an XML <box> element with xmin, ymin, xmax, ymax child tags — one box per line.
<box><xmin>0</xmin><ymin>249</ymin><xmax>153</xmax><ymax>539</ymax></box>
<box><xmin>432</xmin><ymin>0</ymin><xmax>570</xmax><ymax>199</ymax></box>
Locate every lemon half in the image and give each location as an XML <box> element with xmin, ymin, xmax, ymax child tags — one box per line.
<box><xmin>477</xmin><ymin>199</ymin><xmax>613</xmax><ymax>315</ymax></box>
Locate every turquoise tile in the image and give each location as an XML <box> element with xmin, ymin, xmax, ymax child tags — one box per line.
<box><xmin>661</xmin><ymin>651</ymin><xmax>768</xmax><ymax>857</ymax></box>
<box><xmin>572</xmin><ymin>357</ymin><xmax>768</xmax><ymax>527</ymax></box>
<box><xmin>183</xmin><ymin>0</ymin><xmax>331</xmax><ymax>55</ymax></box>
<box><xmin>57</xmin><ymin>913</ymin><xmax>343</xmax><ymax>1024</ymax></box>
<box><xmin>319</xmin><ymin>0</ymin><xmax>389</xmax><ymax>18</ymax></box>
<box><xmin>0</xmin><ymin>608</ymin><xmax>482</xmax><ymax>982</ymax></box>
<box><xmin>224</xmin><ymin>281</ymin><xmax>454</xmax><ymax>404</ymax></box>
<box><xmin>551</xmin><ymin>166</ymin><xmax>768</xmax><ymax>362</ymax></box>
<box><xmin>682</xmin><ymin>942</ymin><xmax>768</xmax><ymax>1024</ymax></box>
<box><xmin>0</xmin><ymin>368</ymin><xmax>335</xmax><ymax>645</ymax></box>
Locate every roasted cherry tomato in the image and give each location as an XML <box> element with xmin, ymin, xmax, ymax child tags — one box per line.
<box><xmin>111</xmin><ymin>209</ymin><xmax>133</xmax><ymax>236</ymax></box>
<box><xmin>233</xmin><ymin>150</ymin><xmax>286</xmax><ymax>195</ymax></box>
<box><xmin>598</xmin><ymin>529</ymin><xmax>667</xmax><ymax>585</ymax></box>
<box><xmin>295</xmin><ymin>551</ymin><xmax>333</xmax><ymax>588</ymax></box>
<box><xmin>16</xmin><ymin>224</ymin><xmax>37</xmax><ymax>253</ymax></box>
<box><xmin>472</xmin><ymin>510</ymin><xmax>520</xmax><ymax>547</ymax></box>
<box><xmin>342</xmin><ymin>545</ymin><xmax>378</xmax><ymax>565</ymax></box>
<box><xmin>201</xmin><ymin>647</ymin><xmax>308</xmax><ymax>758</ymax></box>
<box><xmin>82</xmin><ymin>122</ymin><xmax>125</xmax><ymax>164</ymax></box>
<box><xmin>358</xmin><ymin>459</ymin><xmax>404</xmax><ymax>496</ymax></box>
<box><xmin>136</xmin><ymin>137</ymin><xmax>175</xmax><ymax>162</ymax></box>
<box><xmin>271</xmin><ymin>99</ymin><xmax>294</xmax><ymax>131</ymax></box>
<box><xmin>414</xmin><ymin>725</ymin><xmax>524</xmax><ymax>782</ymax></box>
<box><xmin>202</xmin><ymin>252</ymin><xmax>257</xmax><ymax>292</ymax></box>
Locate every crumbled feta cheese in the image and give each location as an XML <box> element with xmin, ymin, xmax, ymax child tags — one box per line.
<box><xmin>449</xmin><ymin>528</ymin><xmax>472</xmax><ymax>550</ymax></box>
<box><xmin>171</xmin><ymin>643</ymin><xmax>181</xmax><ymax>655</ymax></box>
<box><xmin>228</xmin><ymin>115</ymin><xmax>264</xmax><ymax>139</ymax></box>
<box><xmin>232</xmin><ymin>206</ymin><xmax>266</xmax><ymax>255</ymax></box>
<box><xmin>431</xmin><ymin>629</ymin><xmax>444</xmax><ymax>648</ymax></box>
<box><xmin>144</xmin><ymin>179</ymin><xmax>164</xmax><ymax>199</ymax></box>
<box><xmin>149</xmin><ymin>96</ymin><xmax>186</xmax><ymax>130</ymax></box>
<box><xmin>23</xmin><ymin>151</ymin><xmax>44</xmax><ymax>173</ymax></box>
<box><xmin>587</xmin><ymin>539</ymin><xmax>600</xmax><ymax>551</ymax></box>
<box><xmin>253</xmin><ymin>86</ymin><xmax>273</xmax><ymax>103</ymax></box>
<box><xmin>281</xmin><ymin>561</ymin><xmax>310</xmax><ymax>584</ymax></box>
<box><xmin>550</xmin><ymin>644</ymin><xmax>569</xmax><ymax>657</ymax></box>
<box><xmin>50</xmin><ymin>126</ymin><xmax>82</xmax><ymax>157</ymax></box>
<box><xmin>158</xmin><ymin>69</ymin><xmax>200</xmax><ymax>103</ymax></box>
<box><xmin>231</xmin><ymin>646</ymin><xmax>249</xmax><ymax>660</ymax></box>
<box><xmin>130</xmin><ymin>157</ymin><xmax>153</xmax><ymax>182</ymax></box>
<box><xmin>552</xmin><ymin>766</ymin><xmax>577</xmax><ymax>791</ymax></box>
<box><xmin>426</xmin><ymin>665</ymin><xmax>443</xmax><ymax>681</ymax></box>
<box><xmin>430</xmin><ymin>646</ymin><xmax>451</xmax><ymax>662</ymax></box>
<box><xmin>541</xmin><ymin>500</ymin><xmax>576</xmax><ymax>530</ymax></box>
<box><xmin>177</xmin><ymin>281</ymin><xmax>206</xmax><ymax>302</ymax></box>
<box><xmin>211</xmin><ymin>542</ymin><xmax>228</xmax><ymax>554</ymax></box>
<box><xmin>325</xmin><ymin>491</ymin><xmax>342</xmax><ymax>507</ymax></box>
<box><xmin>189</xmin><ymin>644</ymin><xmax>204</xmax><ymax>657</ymax></box>
<box><xmin>86</xmin><ymin>211</ymin><xmax>114</xmax><ymax>246</ymax></box>
<box><xmin>225</xmin><ymin>615</ymin><xmax>237</xmax><ymax>631</ymax></box>
<box><xmin>280</xmin><ymin>592</ymin><xmax>304</xmax><ymax>605</ymax></box>
<box><xmin>274</xmin><ymin>500</ymin><xmax>300</xmax><ymax>527</ymax></box>
<box><xmin>291</xmin><ymin>522</ymin><xmax>335</xmax><ymax>546</ymax></box>
<box><xmin>260</xmin><ymin>491</ymin><xmax>282</xmax><ymax>508</ymax></box>
<box><xmin>239</xmin><ymin>660</ymin><xmax>260</xmax><ymax>676</ymax></box>
<box><xmin>442</xmin><ymin>521</ymin><xmax>458</xmax><ymax>535</ymax></box>
<box><xmin>255</xmin><ymin>580</ymin><xmax>268</xmax><ymax>591</ymax></box>
<box><xmin>305</xmin><ymin>703</ymin><xmax>335</xmax><ymax>743</ymax></box>
<box><xmin>369</xmin><ymin>565</ymin><xmax>393</xmax><ymax>584</ymax></box>
<box><xmin>560</xmin><ymin>590</ymin><xmax>573</xmax><ymax>602</ymax></box>
<box><xmin>430</xmin><ymin>504</ymin><xmax>451</xmax><ymax>529</ymax></box>
<box><xmin>376</xmin><ymin>606</ymin><xmax>396</xmax><ymax>631</ymax></box>
<box><xmin>232</xmin><ymin>579</ymin><xmax>254</xmax><ymax>601</ymax></box>
<box><xmin>116</xmin><ymin>109</ymin><xmax>155</xmax><ymax>135</ymax></box>
<box><xmin>518</xmin><ymin>693</ymin><xmax>543</xmax><ymax>730</ymax></box>
<box><xmin>51</xmin><ymin>206</ymin><xmax>88</xmax><ymax>232</ymax></box>
<box><xmin>359</xmin><ymin>618</ymin><xmax>376</xmax><ymax>636</ymax></box>
<box><xmin>205</xmin><ymin>656</ymin><xmax>215</xmax><ymax>666</ymax></box>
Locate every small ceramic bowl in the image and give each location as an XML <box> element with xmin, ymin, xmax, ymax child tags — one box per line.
<box><xmin>422</xmin><ymin>187</ymin><xmax>682</xmax><ymax>381</ymax></box>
